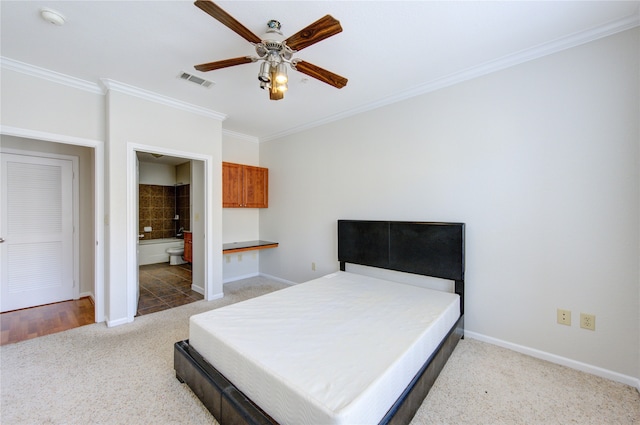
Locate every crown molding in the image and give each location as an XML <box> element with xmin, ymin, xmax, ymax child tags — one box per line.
<box><xmin>0</xmin><ymin>125</ymin><xmax>104</xmax><ymax>146</ymax></box>
<box><xmin>260</xmin><ymin>12</ymin><xmax>640</xmax><ymax>143</ymax></box>
<box><xmin>0</xmin><ymin>57</ymin><xmax>226</xmax><ymax>121</ymax></box>
<box><xmin>222</xmin><ymin>129</ymin><xmax>259</xmax><ymax>144</ymax></box>
<box><xmin>3</xmin><ymin>10</ymin><xmax>638</xmax><ymax>143</ymax></box>
<box><xmin>1</xmin><ymin>57</ymin><xmax>103</xmax><ymax>94</ymax></box>
<box><xmin>100</xmin><ymin>79</ymin><xmax>227</xmax><ymax>121</ymax></box>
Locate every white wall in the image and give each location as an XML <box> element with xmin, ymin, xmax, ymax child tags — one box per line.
<box><xmin>104</xmin><ymin>87</ymin><xmax>224</xmax><ymax>324</ymax></box>
<box><xmin>0</xmin><ymin>69</ymin><xmax>104</xmax><ymax>318</ymax></box>
<box><xmin>0</xmin><ymin>69</ymin><xmax>104</xmax><ymax>141</ymax></box>
<box><xmin>191</xmin><ymin>159</ymin><xmax>206</xmax><ymax>294</ymax></box>
<box><xmin>259</xmin><ymin>29</ymin><xmax>639</xmax><ymax>380</ymax></box>
<box><xmin>176</xmin><ymin>162</ymin><xmax>190</xmax><ymax>185</ymax></box>
<box><xmin>1</xmin><ymin>66</ymin><xmax>234</xmax><ymax>324</ymax></box>
<box><xmin>138</xmin><ymin>161</ymin><xmax>177</xmax><ymax>186</ymax></box>
<box><xmin>222</xmin><ymin>132</ymin><xmax>261</xmax><ymax>281</ymax></box>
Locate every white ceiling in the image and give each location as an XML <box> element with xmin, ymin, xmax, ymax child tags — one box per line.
<box><xmin>1</xmin><ymin>1</ymin><xmax>638</xmax><ymax>142</ymax></box>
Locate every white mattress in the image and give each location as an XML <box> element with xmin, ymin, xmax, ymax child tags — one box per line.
<box><xmin>189</xmin><ymin>271</ymin><xmax>460</xmax><ymax>425</ymax></box>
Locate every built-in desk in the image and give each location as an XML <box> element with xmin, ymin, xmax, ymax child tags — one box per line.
<box><xmin>222</xmin><ymin>240</ymin><xmax>278</xmax><ymax>254</ymax></box>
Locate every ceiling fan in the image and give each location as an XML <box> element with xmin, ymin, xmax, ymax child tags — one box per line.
<box><xmin>193</xmin><ymin>0</ymin><xmax>348</xmax><ymax>101</ymax></box>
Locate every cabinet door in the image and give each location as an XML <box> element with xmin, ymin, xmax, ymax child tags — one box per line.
<box><xmin>184</xmin><ymin>232</ymin><xmax>192</xmax><ymax>263</ymax></box>
<box><xmin>243</xmin><ymin>165</ymin><xmax>268</xmax><ymax>208</ymax></box>
<box><xmin>222</xmin><ymin>162</ymin><xmax>243</xmax><ymax>207</ymax></box>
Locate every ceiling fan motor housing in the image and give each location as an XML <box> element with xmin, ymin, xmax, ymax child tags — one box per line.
<box><xmin>257</xmin><ymin>19</ymin><xmax>294</xmax><ymax>60</ymax></box>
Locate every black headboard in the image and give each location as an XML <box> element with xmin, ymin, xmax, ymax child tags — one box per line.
<box><xmin>338</xmin><ymin>220</ymin><xmax>465</xmax><ymax>313</ymax></box>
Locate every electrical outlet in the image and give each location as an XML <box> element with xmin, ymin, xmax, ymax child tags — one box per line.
<box><xmin>580</xmin><ymin>313</ymin><xmax>596</xmax><ymax>330</ymax></box>
<box><xmin>311</xmin><ymin>262</ymin><xmax>316</xmax><ymax>271</ymax></box>
<box><xmin>557</xmin><ymin>309</ymin><xmax>571</xmax><ymax>326</ymax></box>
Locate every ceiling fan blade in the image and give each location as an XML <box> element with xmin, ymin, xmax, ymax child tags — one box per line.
<box><xmin>294</xmin><ymin>61</ymin><xmax>348</xmax><ymax>89</ymax></box>
<box><xmin>285</xmin><ymin>15</ymin><xmax>342</xmax><ymax>52</ymax></box>
<box><xmin>195</xmin><ymin>56</ymin><xmax>253</xmax><ymax>72</ymax></box>
<box><xmin>194</xmin><ymin>0</ymin><xmax>261</xmax><ymax>44</ymax></box>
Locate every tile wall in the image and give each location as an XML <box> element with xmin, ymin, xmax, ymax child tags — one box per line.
<box><xmin>139</xmin><ymin>184</ymin><xmax>190</xmax><ymax>240</ymax></box>
<box><xmin>176</xmin><ymin>184</ymin><xmax>190</xmax><ymax>234</ymax></box>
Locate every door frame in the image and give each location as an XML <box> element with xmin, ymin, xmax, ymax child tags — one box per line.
<box><xmin>0</xmin><ymin>125</ymin><xmax>105</xmax><ymax>322</ymax></box>
<box><xmin>126</xmin><ymin>143</ymin><xmax>217</xmax><ymax>323</ymax></box>
<box><xmin>0</xmin><ymin>149</ymin><xmax>80</xmax><ymax>307</ymax></box>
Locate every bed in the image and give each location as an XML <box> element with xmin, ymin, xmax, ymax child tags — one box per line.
<box><xmin>174</xmin><ymin>220</ymin><xmax>465</xmax><ymax>425</ymax></box>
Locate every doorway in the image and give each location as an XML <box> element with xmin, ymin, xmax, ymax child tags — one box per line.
<box><xmin>135</xmin><ymin>150</ymin><xmax>203</xmax><ymax>315</ymax></box>
<box><xmin>0</xmin><ymin>129</ymin><xmax>105</xmax><ymax>323</ymax></box>
<box><xmin>127</xmin><ymin>142</ymin><xmax>220</xmax><ymax>323</ymax></box>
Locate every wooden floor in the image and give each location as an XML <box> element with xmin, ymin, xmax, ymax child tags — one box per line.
<box><xmin>0</xmin><ymin>297</ymin><xmax>95</xmax><ymax>346</ymax></box>
<box><xmin>0</xmin><ymin>262</ymin><xmax>198</xmax><ymax>346</ymax></box>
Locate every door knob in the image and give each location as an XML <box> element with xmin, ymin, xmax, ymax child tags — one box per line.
<box><xmin>0</xmin><ymin>237</ymin><xmax>4</xmax><ymax>243</ymax></box>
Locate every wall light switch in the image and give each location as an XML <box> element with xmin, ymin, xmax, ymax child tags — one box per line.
<box><xmin>144</xmin><ymin>226</ymin><xmax>152</xmax><ymax>232</ymax></box>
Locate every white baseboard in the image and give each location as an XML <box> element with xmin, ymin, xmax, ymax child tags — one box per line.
<box><xmin>191</xmin><ymin>283</ymin><xmax>204</xmax><ymax>295</ymax></box>
<box><xmin>465</xmin><ymin>331</ymin><xmax>640</xmax><ymax>391</ymax></box>
<box><xmin>223</xmin><ymin>272</ymin><xmax>296</xmax><ymax>286</ymax></box>
<box><xmin>78</xmin><ymin>292</ymin><xmax>95</xmax><ymax>301</ymax></box>
<box><xmin>223</xmin><ymin>272</ymin><xmax>260</xmax><ymax>284</ymax></box>
<box><xmin>206</xmin><ymin>292</ymin><xmax>224</xmax><ymax>301</ymax></box>
<box><xmin>258</xmin><ymin>273</ymin><xmax>296</xmax><ymax>286</ymax></box>
<box><xmin>106</xmin><ymin>316</ymin><xmax>133</xmax><ymax>328</ymax></box>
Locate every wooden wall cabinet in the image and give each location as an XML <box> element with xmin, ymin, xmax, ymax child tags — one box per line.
<box><xmin>183</xmin><ymin>232</ymin><xmax>192</xmax><ymax>263</ymax></box>
<box><xmin>222</xmin><ymin>162</ymin><xmax>268</xmax><ymax>208</ymax></box>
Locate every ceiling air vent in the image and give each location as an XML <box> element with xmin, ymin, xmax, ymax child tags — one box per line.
<box><xmin>179</xmin><ymin>71</ymin><xmax>214</xmax><ymax>88</ymax></box>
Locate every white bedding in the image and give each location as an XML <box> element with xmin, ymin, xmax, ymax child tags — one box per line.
<box><xmin>189</xmin><ymin>271</ymin><xmax>460</xmax><ymax>425</ymax></box>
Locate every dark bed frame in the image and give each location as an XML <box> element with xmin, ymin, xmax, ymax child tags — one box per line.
<box><xmin>174</xmin><ymin>220</ymin><xmax>465</xmax><ymax>425</ymax></box>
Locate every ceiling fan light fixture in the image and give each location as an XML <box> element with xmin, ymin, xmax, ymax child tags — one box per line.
<box><xmin>255</xmin><ymin>43</ymin><xmax>268</xmax><ymax>58</ymax></box>
<box><xmin>276</xmin><ymin>81</ymin><xmax>288</xmax><ymax>92</ymax></box>
<box><xmin>275</xmin><ymin>63</ymin><xmax>288</xmax><ymax>84</ymax></box>
<box><xmin>258</xmin><ymin>62</ymin><xmax>271</xmax><ymax>83</ymax></box>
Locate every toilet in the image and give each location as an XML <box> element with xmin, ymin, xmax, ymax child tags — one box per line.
<box><xmin>166</xmin><ymin>246</ymin><xmax>186</xmax><ymax>265</ymax></box>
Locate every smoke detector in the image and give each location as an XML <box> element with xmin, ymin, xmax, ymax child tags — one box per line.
<box><xmin>40</xmin><ymin>8</ymin><xmax>66</xmax><ymax>26</ymax></box>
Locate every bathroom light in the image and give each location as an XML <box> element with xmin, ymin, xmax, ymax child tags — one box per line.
<box><xmin>40</xmin><ymin>8</ymin><xmax>66</xmax><ymax>26</ymax></box>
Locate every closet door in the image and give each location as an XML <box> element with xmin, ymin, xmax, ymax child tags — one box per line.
<box><xmin>0</xmin><ymin>153</ymin><xmax>74</xmax><ymax>312</ymax></box>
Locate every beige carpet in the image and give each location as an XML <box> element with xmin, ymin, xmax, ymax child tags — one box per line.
<box><xmin>1</xmin><ymin>276</ymin><xmax>638</xmax><ymax>425</ymax></box>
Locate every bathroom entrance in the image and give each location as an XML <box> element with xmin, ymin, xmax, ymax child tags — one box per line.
<box><xmin>136</xmin><ymin>151</ymin><xmax>202</xmax><ymax>315</ymax></box>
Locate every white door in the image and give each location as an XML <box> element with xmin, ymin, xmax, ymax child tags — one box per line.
<box><xmin>0</xmin><ymin>153</ymin><xmax>74</xmax><ymax>312</ymax></box>
<box><xmin>136</xmin><ymin>154</ymin><xmax>140</xmax><ymax>310</ymax></box>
